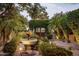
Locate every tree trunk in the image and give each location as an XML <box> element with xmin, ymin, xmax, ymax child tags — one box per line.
<box><xmin>59</xmin><ymin>25</ymin><xmax>68</xmax><ymax>40</ymax></box>
<box><xmin>35</xmin><ymin>28</ymin><xmax>36</xmax><ymax>33</ymax></box>
<box><xmin>40</xmin><ymin>27</ymin><xmax>41</xmax><ymax>37</ymax></box>
<box><xmin>1</xmin><ymin>29</ymin><xmax>6</xmax><ymax>45</ymax></box>
<box><xmin>0</xmin><ymin>32</ymin><xmax>4</xmax><ymax>46</ymax></box>
<box><xmin>5</xmin><ymin>31</ymin><xmax>11</xmax><ymax>42</ymax></box>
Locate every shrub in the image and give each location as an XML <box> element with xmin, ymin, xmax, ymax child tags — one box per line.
<box><xmin>31</xmin><ymin>33</ymin><xmax>40</xmax><ymax>39</ymax></box>
<box><xmin>44</xmin><ymin>47</ymin><xmax>72</xmax><ymax>56</ymax></box>
<box><xmin>38</xmin><ymin>41</ymin><xmax>72</xmax><ymax>56</ymax></box>
<box><xmin>3</xmin><ymin>40</ymin><xmax>17</xmax><ymax>55</ymax></box>
<box><xmin>47</xmin><ymin>34</ymin><xmax>52</xmax><ymax>39</ymax></box>
<box><xmin>42</xmin><ymin>38</ymin><xmax>49</xmax><ymax>42</ymax></box>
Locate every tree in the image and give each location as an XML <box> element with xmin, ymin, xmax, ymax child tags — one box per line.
<box><xmin>0</xmin><ymin>3</ymin><xmax>48</xmax><ymax>45</ymax></box>
<box><xmin>48</xmin><ymin>12</ymin><xmax>72</xmax><ymax>41</ymax></box>
<box><xmin>0</xmin><ymin>3</ymin><xmax>28</xmax><ymax>45</ymax></box>
<box><xmin>67</xmin><ymin>9</ymin><xmax>79</xmax><ymax>43</ymax></box>
<box><xmin>49</xmin><ymin>9</ymin><xmax>79</xmax><ymax>44</ymax></box>
<box><xmin>18</xmin><ymin>3</ymin><xmax>49</xmax><ymax>20</ymax></box>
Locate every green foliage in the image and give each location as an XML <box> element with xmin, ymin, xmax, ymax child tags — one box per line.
<box><xmin>19</xmin><ymin>3</ymin><xmax>48</xmax><ymax>20</ymax></box>
<box><xmin>0</xmin><ymin>4</ymin><xmax>28</xmax><ymax>45</ymax></box>
<box><xmin>38</xmin><ymin>41</ymin><xmax>72</xmax><ymax>56</ymax></box>
<box><xmin>49</xmin><ymin>9</ymin><xmax>79</xmax><ymax>41</ymax></box>
<box><xmin>12</xmin><ymin>33</ymin><xmax>22</xmax><ymax>43</ymax></box>
<box><xmin>43</xmin><ymin>47</ymin><xmax>72</xmax><ymax>56</ymax></box>
<box><xmin>3</xmin><ymin>40</ymin><xmax>17</xmax><ymax>55</ymax></box>
<box><xmin>67</xmin><ymin>9</ymin><xmax>79</xmax><ymax>35</ymax></box>
<box><xmin>29</xmin><ymin>20</ymin><xmax>49</xmax><ymax>28</ymax></box>
<box><xmin>0</xmin><ymin>3</ymin><xmax>48</xmax><ymax>45</ymax></box>
<box><xmin>29</xmin><ymin>20</ymin><xmax>50</xmax><ymax>34</ymax></box>
<box><xmin>3</xmin><ymin>32</ymin><xmax>22</xmax><ymax>55</ymax></box>
<box><xmin>49</xmin><ymin>12</ymin><xmax>69</xmax><ymax>40</ymax></box>
<box><xmin>0</xmin><ymin>3</ymin><xmax>48</xmax><ymax>20</ymax></box>
<box><xmin>41</xmin><ymin>38</ymin><xmax>49</xmax><ymax>42</ymax></box>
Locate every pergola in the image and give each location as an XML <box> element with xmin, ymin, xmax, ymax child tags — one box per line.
<box><xmin>29</xmin><ymin>20</ymin><xmax>50</xmax><ymax>36</ymax></box>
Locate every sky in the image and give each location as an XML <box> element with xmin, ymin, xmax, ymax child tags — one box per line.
<box><xmin>20</xmin><ymin>3</ymin><xmax>79</xmax><ymax>20</ymax></box>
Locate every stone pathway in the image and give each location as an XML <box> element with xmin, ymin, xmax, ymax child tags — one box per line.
<box><xmin>71</xmin><ymin>50</ymin><xmax>79</xmax><ymax>56</ymax></box>
<box><xmin>53</xmin><ymin>41</ymin><xmax>70</xmax><ymax>49</ymax></box>
<box><xmin>52</xmin><ymin>40</ymin><xmax>79</xmax><ymax>56</ymax></box>
<box><xmin>26</xmin><ymin>50</ymin><xmax>40</xmax><ymax>56</ymax></box>
<box><xmin>15</xmin><ymin>50</ymin><xmax>40</xmax><ymax>56</ymax></box>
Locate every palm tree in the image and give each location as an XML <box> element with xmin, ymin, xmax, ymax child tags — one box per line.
<box><xmin>67</xmin><ymin>9</ymin><xmax>79</xmax><ymax>44</ymax></box>
<box><xmin>48</xmin><ymin>12</ymin><xmax>72</xmax><ymax>41</ymax></box>
<box><xmin>0</xmin><ymin>8</ymin><xmax>27</xmax><ymax>45</ymax></box>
